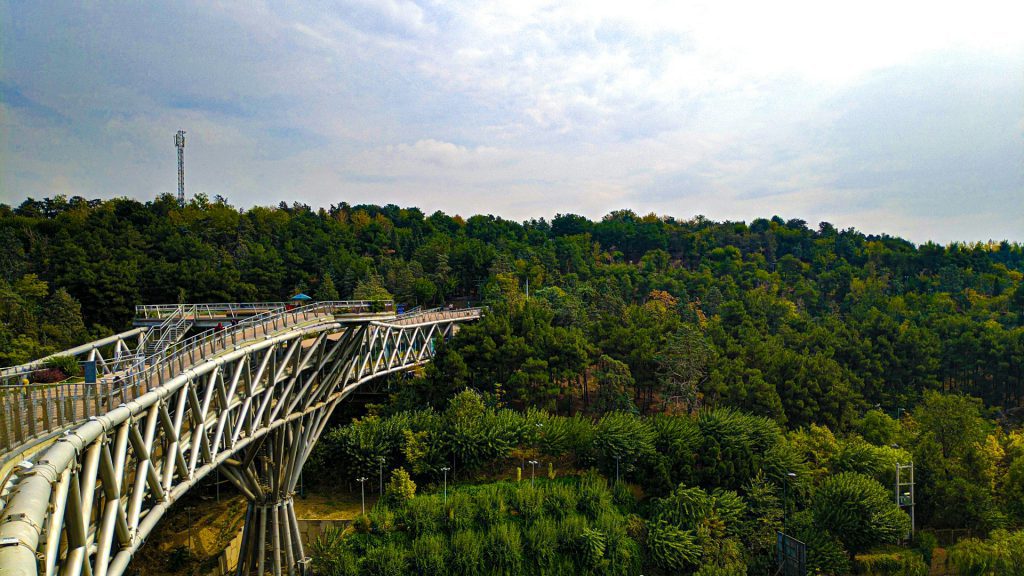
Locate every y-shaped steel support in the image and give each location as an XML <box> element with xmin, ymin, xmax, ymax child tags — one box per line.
<box><xmin>224</xmin><ymin>399</ymin><xmax>339</xmax><ymax>575</ymax></box>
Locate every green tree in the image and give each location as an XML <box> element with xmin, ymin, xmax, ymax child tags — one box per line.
<box><xmin>316</xmin><ymin>272</ymin><xmax>340</xmax><ymax>300</ymax></box>
<box><xmin>811</xmin><ymin>472</ymin><xmax>911</xmax><ymax>553</ymax></box>
<box><xmin>655</xmin><ymin>324</ymin><xmax>711</xmax><ymax>412</ymax></box>
<box><xmin>385</xmin><ymin>468</ymin><xmax>417</xmax><ymax>504</ymax></box>
<box><xmin>354</xmin><ymin>273</ymin><xmax>393</xmax><ymax>301</ymax></box>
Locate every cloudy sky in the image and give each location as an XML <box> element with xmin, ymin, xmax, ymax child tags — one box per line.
<box><xmin>2</xmin><ymin>1</ymin><xmax>1022</xmax><ymax>243</ymax></box>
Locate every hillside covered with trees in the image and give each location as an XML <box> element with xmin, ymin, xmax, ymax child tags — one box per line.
<box><xmin>3</xmin><ymin>193</ymin><xmax>1022</xmax><ymax>414</ymax></box>
<box><xmin>2</xmin><ymin>193</ymin><xmax>1023</xmax><ymax>574</ymax></box>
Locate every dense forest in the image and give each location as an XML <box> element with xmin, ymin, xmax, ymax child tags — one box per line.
<box><xmin>2</xmin><ymin>193</ymin><xmax>1023</xmax><ymax>574</ymax></box>
<box><xmin>304</xmin><ymin>390</ymin><xmax>1024</xmax><ymax>575</ymax></box>
<box><xmin>3</xmin><ymin>193</ymin><xmax>1022</xmax><ymax>414</ymax></box>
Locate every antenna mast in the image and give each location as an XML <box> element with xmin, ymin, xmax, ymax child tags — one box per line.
<box><xmin>175</xmin><ymin>130</ymin><xmax>186</xmax><ymax>205</ymax></box>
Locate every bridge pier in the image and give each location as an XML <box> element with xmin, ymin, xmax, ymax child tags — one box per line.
<box><xmin>223</xmin><ymin>411</ymin><xmax>329</xmax><ymax>576</ymax></box>
<box><xmin>236</xmin><ymin>496</ymin><xmax>305</xmax><ymax>576</ymax></box>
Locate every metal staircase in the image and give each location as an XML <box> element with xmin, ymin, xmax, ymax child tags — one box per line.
<box><xmin>139</xmin><ymin>304</ymin><xmax>194</xmax><ymax>361</ymax></box>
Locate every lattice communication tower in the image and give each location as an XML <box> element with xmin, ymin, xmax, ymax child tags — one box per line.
<box><xmin>175</xmin><ymin>130</ymin><xmax>186</xmax><ymax>205</ymax></box>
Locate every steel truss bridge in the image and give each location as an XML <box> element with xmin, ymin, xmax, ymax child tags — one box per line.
<box><xmin>0</xmin><ymin>301</ymin><xmax>480</xmax><ymax>576</ymax></box>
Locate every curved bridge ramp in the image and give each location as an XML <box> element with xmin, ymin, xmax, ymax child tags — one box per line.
<box><xmin>0</xmin><ymin>301</ymin><xmax>480</xmax><ymax>576</ymax></box>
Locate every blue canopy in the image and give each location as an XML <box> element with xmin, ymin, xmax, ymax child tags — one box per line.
<box><xmin>291</xmin><ymin>293</ymin><xmax>313</xmax><ymax>301</ymax></box>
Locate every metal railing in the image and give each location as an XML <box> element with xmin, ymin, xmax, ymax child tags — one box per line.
<box><xmin>394</xmin><ymin>306</ymin><xmax>437</xmax><ymax>320</ymax></box>
<box><xmin>134</xmin><ymin>302</ymin><xmax>291</xmax><ymax>321</ymax></box>
<box><xmin>0</xmin><ymin>300</ymin><xmax>394</xmax><ymax>456</ymax></box>
<box><xmin>120</xmin><ymin>300</ymin><xmax>395</xmax><ymax>392</ymax></box>
<box><xmin>0</xmin><ymin>381</ymin><xmax>125</xmax><ymax>454</ymax></box>
<box><xmin>0</xmin><ymin>328</ymin><xmax>148</xmax><ymax>388</ymax></box>
<box><xmin>384</xmin><ymin>307</ymin><xmax>483</xmax><ymax>326</ymax></box>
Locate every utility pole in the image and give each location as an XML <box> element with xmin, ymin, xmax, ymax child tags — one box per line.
<box><xmin>175</xmin><ymin>130</ymin><xmax>186</xmax><ymax>206</ymax></box>
<box><xmin>895</xmin><ymin>462</ymin><xmax>915</xmax><ymax>538</ymax></box>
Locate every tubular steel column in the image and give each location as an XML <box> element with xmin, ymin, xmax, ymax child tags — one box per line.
<box><xmin>230</xmin><ymin>413</ymin><xmax>332</xmax><ymax>576</ymax></box>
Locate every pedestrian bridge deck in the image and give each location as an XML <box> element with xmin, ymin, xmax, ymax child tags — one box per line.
<box><xmin>0</xmin><ymin>301</ymin><xmax>475</xmax><ymax>467</ymax></box>
<box><xmin>0</xmin><ymin>300</ymin><xmax>481</xmax><ymax>576</ymax></box>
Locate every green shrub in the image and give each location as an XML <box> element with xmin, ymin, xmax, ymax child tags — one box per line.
<box><xmin>352</xmin><ymin>513</ymin><xmax>371</xmax><ymax>534</ymax></box>
<box><xmin>592</xmin><ymin>411</ymin><xmax>656</xmax><ymax>479</ymax></box>
<box><xmin>854</xmin><ymin>549</ymin><xmax>928</xmax><ymax>576</ymax></box>
<box><xmin>543</xmin><ymin>482</ymin><xmax>578</xmax><ymax>520</ymax></box>
<box><xmin>695</xmin><ymin>408</ymin><xmax>782</xmax><ymax>490</ymax></box>
<box><xmin>912</xmin><ymin>531</ymin><xmax>938</xmax><ymax>567</ymax></box>
<box><xmin>790</xmin><ymin>510</ymin><xmax>850</xmax><ymax>576</ymax></box>
<box><xmin>484</xmin><ymin>523</ymin><xmax>523</xmax><ymax>576</ymax></box>
<box><xmin>368</xmin><ymin>504</ymin><xmax>395</xmax><ymax>533</ymax></box>
<box><xmin>444</xmin><ymin>390</ymin><xmax>526</xmax><ymax>472</ymax></box>
<box><xmin>362</xmin><ymin>542</ymin><xmax>408</xmax><ymax>576</ymax></box>
<box><xmin>645</xmin><ymin>519</ymin><xmax>701</xmax><ymax>572</ymax></box>
<box><xmin>649</xmin><ymin>414</ymin><xmax>701</xmax><ymax>490</ymax></box>
<box><xmin>652</xmin><ymin>484</ymin><xmax>713</xmax><ymax>529</ymax></box>
<box><xmin>577</xmin><ymin>471</ymin><xmax>614</xmax><ymax>519</ymax></box>
<box><xmin>403</xmin><ymin>494</ymin><xmax>442</xmax><ymax>536</ymax></box>
<box><xmin>948</xmin><ymin>529</ymin><xmax>1024</xmax><ymax>576</ymax></box>
<box><xmin>524</xmin><ymin>517</ymin><xmax>558</xmax><ymax>573</ymax></box>
<box><xmin>512</xmin><ymin>483</ymin><xmax>544</xmax><ymax>522</ymax></box>
<box><xmin>475</xmin><ymin>484</ymin><xmax>508</xmax><ymax>527</ymax></box>
<box><xmin>410</xmin><ymin>533</ymin><xmax>448</xmax><ymax>576</ymax></box>
<box><xmin>44</xmin><ymin>355</ymin><xmax>80</xmax><ymax>378</ymax></box>
<box><xmin>577</xmin><ymin>527</ymin><xmax>608</xmax><ymax>571</ymax></box>
<box><xmin>450</xmin><ymin>530</ymin><xmax>484</xmax><ymax>574</ymax></box>
<box><xmin>611</xmin><ymin>480</ymin><xmax>636</xmax><ymax>511</ymax></box>
<box><xmin>445</xmin><ymin>491</ymin><xmax>476</xmax><ymax>532</ymax></box>
<box><xmin>558</xmin><ymin>513</ymin><xmax>589</xmax><ymax>554</ymax></box>
<box><xmin>537</xmin><ymin>413</ymin><xmax>595</xmax><ymax>458</ymax></box>
<box><xmin>603</xmin><ymin>528</ymin><xmax>642</xmax><ymax>576</ymax></box>
<box><xmin>711</xmin><ymin>489</ymin><xmax>746</xmax><ymax>538</ymax></box>
<box><xmin>694</xmin><ymin>537</ymin><xmax>746</xmax><ymax>576</ymax></box>
<box><xmin>307</xmin><ymin>413</ymin><xmax>415</xmax><ymax>487</ymax></box>
<box><xmin>854</xmin><ymin>409</ymin><xmax>899</xmax><ymax>446</ymax></box>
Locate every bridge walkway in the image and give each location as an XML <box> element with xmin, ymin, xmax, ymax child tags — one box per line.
<box><xmin>0</xmin><ymin>301</ymin><xmax>393</xmax><ymax>470</ymax></box>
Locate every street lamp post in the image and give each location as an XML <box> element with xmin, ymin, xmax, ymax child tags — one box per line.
<box><xmin>441</xmin><ymin>466</ymin><xmax>450</xmax><ymax>503</ymax></box>
<box><xmin>528</xmin><ymin>460</ymin><xmax>539</xmax><ymax>486</ymax></box>
<box><xmin>185</xmin><ymin>506</ymin><xmax>195</xmax><ymax>554</ymax></box>
<box><xmin>783</xmin><ymin>472</ymin><xmax>796</xmax><ymax>533</ymax></box>
<box><xmin>615</xmin><ymin>455</ymin><xmax>621</xmax><ymax>483</ymax></box>
<box><xmin>358</xmin><ymin>477</ymin><xmax>368</xmax><ymax>515</ymax></box>
<box><xmin>379</xmin><ymin>456</ymin><xmax>385</xmax><ymax>495</ymax></box>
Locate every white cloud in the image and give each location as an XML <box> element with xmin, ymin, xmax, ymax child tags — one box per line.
<box><xmin>2</xmin><ymin>1</ymin><xmax>1022</xmax><ymax>243</ymax></box>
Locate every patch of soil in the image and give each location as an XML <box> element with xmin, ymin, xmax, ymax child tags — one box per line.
<box><xmin>293</xmin><ymin>488</ymin><xmax>378</xmax><ymax>520</ymax></box>
<box><xmin>130</xmin><ymin>493</ymin><xmax>247</xmax><ymax>576</ymax></box>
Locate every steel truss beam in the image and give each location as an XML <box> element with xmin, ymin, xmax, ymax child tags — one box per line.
<box><xmin>0</xmin><ymin>310</ymin><xmax>479</xmax><ymax>576</ymax></box>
